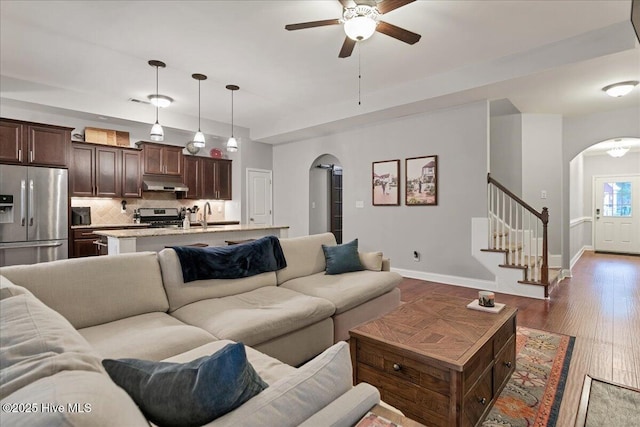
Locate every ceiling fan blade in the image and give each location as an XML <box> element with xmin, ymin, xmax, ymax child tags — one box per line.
<box><xmin>285</xmin><ymin>19</ymin><xmax>341</xmax><ymax>31</ymax></box>
<box><xmin>377</xmin><ymin>0</ymin><xmax>417</xmax><ymax>15</ymax></box>
<box><xmin>376</xmin><ymin>21</ymin><xmax>421</xmax><ymax>44</ymax></box>
<box><xmin>338</xmin><ymin>0</ymin><xmax>357</xmax><ymax>8</ymax></box>
<box><xmin>339</xmin><ymin>37</ymin><xmax>356</xmax><ymax>58</ymax></box>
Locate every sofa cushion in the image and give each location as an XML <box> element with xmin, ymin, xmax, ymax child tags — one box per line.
<box><xmin>280</xmin><ymin>270</ymin><xmax>403</xmax><ymax>314</ymax></box>
<box><xmin>171</xmin><ymin>286</ymin><xmax>336</xmax><ymax>346</ymax></box>
<box><xmin>103</xmin><ymin>342</ymin><xmax>268</xmax><ymax>427</ymax></box>
<box><xmin>0</xmin><ymin>294</ymin><xmax>104</xmax><ymax>400</ymax></box>
<box><xmin>0</xmin><ymin>371</ymin><xmax>149</xmax><ymax>427</ymax></box>
<box><xmin>359</xmin><ymin>252</ymin><xmax>383</xmax><ymax>271</ymax></box>
<box><xmin>0</xmin><ymin>252</ymin><xmax>169</xmax><ymax>329</ymax></box>
<box><xmin>322</xmin><ymin>239</ymin><xmax>364</xmax><ymax>275</ymax></box>
<box><xmin>0</xmin><ymin>275</ymin><xmax>33</xmax><ymax>300</ymax></box>
<box><xmin>78</xmin><ymin>312</ymin><xmax>216</xmax><ymax>361</ymax></box>
<box><xmin>164</xmin><ymin>340</ymin><xmax>296</xmax><ymax>386</ymax></box>
<box><xmin>158</xmin><ymin>248</ymin><xmax>277</xmax><ymax>312</ymax></box>
<box><xmin>276</xmin><ymin>233</ymin><xmax>337</xmax><ymax>284</ymax></box>
<box><xmin>207</xmin><ymin>341</ymin><xmax>353</xmax><ymax>427</ymax></box>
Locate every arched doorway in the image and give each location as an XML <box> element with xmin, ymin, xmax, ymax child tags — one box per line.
<box><xmin>569</xmin><ymin>137</ymin><xmax>640</xmax><ymax>262</ymax></box>
<box><xmin>309</xmin><ymin>154</ymin><xmax>343</xmax><ymax>243</ymax></box>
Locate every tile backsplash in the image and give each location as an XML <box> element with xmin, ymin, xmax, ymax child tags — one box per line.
<box><xmin>71</xmin><ymin>193</ymin><xmax>226</xmax><ymax>225</ymax></box>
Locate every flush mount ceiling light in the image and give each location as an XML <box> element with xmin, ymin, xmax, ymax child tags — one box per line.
<box><xmin>147</xmin><ymin>94</ymin><xmax>173</xmax><ymax>108</ymax></box>
<box><xmin>607</xmin><ymin>146</ymin><xmax>630</xmax><ymax>157</ymax></box>
<box><xmin>602</xmin><ymin>80</ymin><xmax>639</xmax><ymax>97</ymax></box>
<box><xmin>343</xmin><ymin>5</ymin><xmax>380</xmax><ymax>41</ymax></box>
<box><xmin>607</xmin><ymin>139</ymin><xmax>631</xmax><ymax>158</ymax></box>
<box><xmin>191</xmin><ymin>73</ymin><xmax>207</xmax><ymax>148</ymax></box>
<box><xmin>148</xmin><ymin>60</ymin><xmax>166</xmax><ymax>142</ymax></box>
<box><xmin>226</xmin><ymin>84</ymin><xmax>239</xmax><ymax>152</ymax></box>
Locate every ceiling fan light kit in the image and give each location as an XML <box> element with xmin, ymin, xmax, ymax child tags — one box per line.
<box><xmin>602</xmin><ymin>80</ymin><xmax>639</xmax><ymax>97</ymax></box>
<box><xmin>148</xmin><ymin>59</ymin><xmax>166</xmax><ymax>142</ymax></box>
<box><xmin>285</xmin><ymin>0</ymin><xmax>420</xmax><ymax>58</ymax></box>
<box><xmin>343</xmin><ymin>5</ymin><xmax>379</xmax><ymax>41</ymax></box>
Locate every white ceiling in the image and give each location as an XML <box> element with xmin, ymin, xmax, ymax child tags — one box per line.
<box><xmin>1</xmin><ymin>0</ymin><xmax>639</xmax><ymax>144</ymax></box>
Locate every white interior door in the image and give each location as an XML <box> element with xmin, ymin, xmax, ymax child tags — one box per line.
<box><xmin>594</xmin><ymin>175</ymin><xmax>640</xmax><ymax>254</ymax></box>
<box><xmin>247</xmin><ymin>169</ymin><xmax>272</xmax><ymax>226</ymax></box>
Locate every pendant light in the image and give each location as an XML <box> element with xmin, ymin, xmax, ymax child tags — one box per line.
<box><xmin>226</xmin><ymin>84</ymin><xmax>239</xmax><ymax>152</ymax></box>
<box><xmin>192</xmin><ymin>73</ymin><xmax>207</xmax><ymax>148</ymax></box>
<box><xmin>148</xmin><ymin>60</ymin><xmax>166</xmax><ymax>141</ymax></box>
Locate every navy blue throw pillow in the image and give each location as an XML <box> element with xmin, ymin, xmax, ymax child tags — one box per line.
<box><xmin>102</xmin><ymin>342</ymin><xmax>268</xmax><ymax>427</ymax></box>
<box><xmin>322</xmin><ymin>238</ymin><xmax>364</xmax><ymax>275</ymax></box>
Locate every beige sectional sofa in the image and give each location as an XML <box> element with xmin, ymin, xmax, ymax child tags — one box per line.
<box><xmin>0</xmin><ymin>232</ymin><xmax>402</xmax><ymax>426</ymax></box>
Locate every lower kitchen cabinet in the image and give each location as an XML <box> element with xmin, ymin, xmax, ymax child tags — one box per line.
<box><xmin>71</xmin><ymin>225</ymin><xmax>148</xmax><ymax>257</ymax></box>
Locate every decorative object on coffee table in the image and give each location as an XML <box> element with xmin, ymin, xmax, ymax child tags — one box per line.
<box><xmin>350</xmin><ymin>293</ymin><xmax>517</xmax><ymax>426</ymax></box>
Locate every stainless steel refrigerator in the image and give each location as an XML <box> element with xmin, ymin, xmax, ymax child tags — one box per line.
<box><xmin>0</xmin><ymin>165</ymin><xmax>68</xmax><ymax>266</ymax></box>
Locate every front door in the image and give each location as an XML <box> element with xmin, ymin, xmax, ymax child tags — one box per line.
<box><xmin>247</xmin><ymin>169</ymin><xmax>272</xmax><ymax>226</ymax></box>
<box><xmin>594</xmin><ymin>175</ymin><xmax>640</xmax><ymax>254</ymax></box>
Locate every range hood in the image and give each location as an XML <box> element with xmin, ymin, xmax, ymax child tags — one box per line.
<box><xmin>142</xmin><ymin>176</ymin><xmax>189</xmax><ymax>192</ymax></box>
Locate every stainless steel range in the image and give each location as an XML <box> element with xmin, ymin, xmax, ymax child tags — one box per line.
<box><xmin>138</xmin><ymin>208</ymin><xmax>183</xmax><ymax>228</ymax></box>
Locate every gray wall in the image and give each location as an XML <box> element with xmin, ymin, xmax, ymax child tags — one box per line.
<box><xmin>237</xmin><ymin>138</ymin><xmax>273</xmax><ymax>223</ymax></box>
<box><xmin>490</xmin><ymin>114</ymin><xmax>522</xmax><ymax>196</ymax></box>
<box><xmin>562</xmin><ymin>105</ymin><xmax>640</xmax><ymax>268</ymax></box>
<box><xmin>521</xmin><ymin>114</ymin><xmax>563</xmax><ymax>256</ymax></box>
<box><xmin>273</xmin><ymin>100</ymin><xmax>492</xmax><ymax>281</ymax></box>
<box><xmin>569</xmin><ymin>153</ymin><xmax>590</xmax><ymax>264</ymax></box>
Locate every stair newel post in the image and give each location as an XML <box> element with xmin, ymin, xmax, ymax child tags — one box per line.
<box><xmin>541</xmin><ymin>207</ymin><xmax>549</xmax><ymax>288</ymax></box>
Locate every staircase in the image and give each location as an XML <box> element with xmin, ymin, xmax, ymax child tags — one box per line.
<box><xmin>472</xmin><ymin>174</ymin><xmax>561</xmax><ymax>299</ymax></box>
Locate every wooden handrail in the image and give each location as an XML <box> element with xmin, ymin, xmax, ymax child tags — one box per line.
<box><xmin>487</xmin><ymin>173</ymin><xmax>548</xmax><ymax>224</ymax></box>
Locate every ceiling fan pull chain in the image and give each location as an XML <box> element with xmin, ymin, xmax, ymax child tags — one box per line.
<box><xmin>358</xmin><ymin>42</ymin><xmax>362</xmax><ymax>106</ymax></box>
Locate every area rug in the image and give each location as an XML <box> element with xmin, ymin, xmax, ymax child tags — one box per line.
<box><xmin>579</xmin><ymin>376</ymin><xmax>640</xmax><ymax>427</ymax></box>
<box><xmin>482</xmin><ymin>326</ymin><xmax>575</xmax><ymax>427</ymax></box>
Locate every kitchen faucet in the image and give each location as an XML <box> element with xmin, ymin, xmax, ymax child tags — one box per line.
<box><xmin>201</xmin><ymin>202</ymin><xmax>212</xmax><ymax>229</ymax></box>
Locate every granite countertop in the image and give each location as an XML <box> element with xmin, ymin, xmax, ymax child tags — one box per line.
<box><xmin>71</xmin><ymin>221</ymin><xmax>240</xmax><ymax>230</ymax></box>
<box><xmin>93</xmin><ymin>224</ymin><xmax>288</xmax><ymax>238</ymax></box>
<box><xmin>71</xmin><ymin>223</ymin><xmax>150</xmax><ymax>229</ymax></box>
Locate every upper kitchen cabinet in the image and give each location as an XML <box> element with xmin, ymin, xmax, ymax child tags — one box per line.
<box><xmin>179</xmin><ymin>157</ymin><xmax>232</xmax><ymax>200</ymax></box>
<box><xmin>202</xmin><ymin>158</ymin><xmax>232</xmax><ymax>200</ymax></box>
<box><xmin>136</xmin><ymin>141</ymin><xmax>182</xmax><ymax>176</ymax></box>
<box><xmin>0</xmin><ymin>118</ymin><xmax>71</xmax><ymax>167</ymax></box>
<box><xmin>70</xmin><ymin>142</ymin><xmax>142</xmax><ymax>198</ymax></box>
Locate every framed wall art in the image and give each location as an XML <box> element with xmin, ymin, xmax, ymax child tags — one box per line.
<box><xmin>405</xmin><ymin>155</ymin><xmax>438</xmax><ymax>206</ymax></box>
<box><xmin>372</xmin><ymin>160</ymin><xmax>400</xmax><ymax>206</ymax></box>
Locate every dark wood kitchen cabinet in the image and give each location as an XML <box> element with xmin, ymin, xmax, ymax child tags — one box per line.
<box><xmin>0</xmin><ymin>118</ymin><xmax>71</xmax><ymax>167</ymax></box>
<box><xmin>121</xmin><ymin>148</ymin><xmax>142</xmax><ymax>197</ymax></box>
<box><xmin>70</xmin><ymin>143</ymin><xmax>142</xmax><ymax>198</ymax></box>
<box><xmin>137</xmin><ymin>141</ymin><xmax>182</xmax><ymax>176</ymax></box>
<box><xmin>180</xmin><ymin>156</ymin><xmax>232</xmax><ymax>200</ymax></box>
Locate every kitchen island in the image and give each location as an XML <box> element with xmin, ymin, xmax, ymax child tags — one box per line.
<box><xmin>94</xmin><ymin>224</ymin><xmax>289</xmax><ymax>255</ymax></box>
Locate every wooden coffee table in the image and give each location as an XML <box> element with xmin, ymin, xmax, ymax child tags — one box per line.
<box><xmin>349</xmin><ymin>294</ymin><xmax>517</xmax><ymax>427</ymax></box>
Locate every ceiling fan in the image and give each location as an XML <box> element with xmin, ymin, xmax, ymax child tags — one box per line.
<box><xmin>285</xmin><ymin>0</ymin><xmax>421</xmax><ymax>58</ymax></box>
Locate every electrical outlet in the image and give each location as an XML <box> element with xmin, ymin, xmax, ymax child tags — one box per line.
<box><xmin>413</xmin><ymin>251</ymin><xmax>420</xmax><ymax>262</ymax></box>
<box><xmin>541</xmin><ymin>190</ymin><xmax>547</xmax><ymax>199</ymax></box>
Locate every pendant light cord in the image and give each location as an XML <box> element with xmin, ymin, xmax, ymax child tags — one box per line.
<box><xmin>155</xmin><ymin>65</ymin><xmax>159</xmax><ymax>122</ymax></box>
<box><xmin>231</xmin><ymin>90</ymin><xmax>234</xmax><ymax>137</ymax></box>
<box><xmin>198</xmin><ymin>80</ymin><xmax>201</xmax><ymax>131</ymax></box>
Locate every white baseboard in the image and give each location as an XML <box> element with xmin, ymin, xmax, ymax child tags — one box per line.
<box><xmin>569</xmin><ymin>245</ymin><xmax>594</xmax><ymax>273</ymax></box>
<box><xmin>391</xmin><ymin>267</ymin><xmax>496</xmax><ymax>291</ymax></box>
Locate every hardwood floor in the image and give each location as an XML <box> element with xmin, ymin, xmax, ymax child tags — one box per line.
<box><xmin>397</xmin><ymin>251</ymin><xmax>640</xmax><ymax>427</ymax></box>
